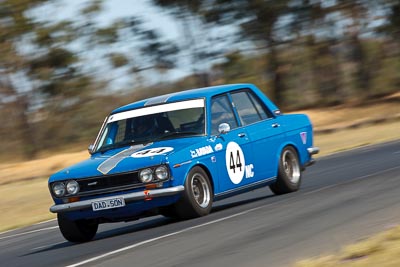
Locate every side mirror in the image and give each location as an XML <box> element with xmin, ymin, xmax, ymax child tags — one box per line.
<box><xmin>273</xmin><ymin>110</ymin><xmax>282</xmax><ymax>116</ymax></box>
<box><xmin>88</xmin><ymin>144</ymin><xmax>95</xmax><ymax>155</ymax></box>
<box><xmin>218</xmin><ymin>123</ymin><xmax>231</xmax><ymax>134</ymax></box>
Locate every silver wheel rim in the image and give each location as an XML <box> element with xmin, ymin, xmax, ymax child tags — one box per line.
<box><xmin>191</xmin><ymin>173</ymin><xmax>211</xmax><ymax>208</ymax></box>
<box><xmin>282</xmin><ymin>149</ymin><xmax>300</xmax><ymax>184</ymax></box>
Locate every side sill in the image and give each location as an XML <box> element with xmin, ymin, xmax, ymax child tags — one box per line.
<box><xmin>214</xmin><ymin>178</ymin><xmax>276</xmax><ymax>201</ymax></box>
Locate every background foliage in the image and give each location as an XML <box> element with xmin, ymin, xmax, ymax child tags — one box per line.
<box><xmin>0</xmin><ymin>0</ymin><xmax>399</xmax><ymax>161</ymax></box>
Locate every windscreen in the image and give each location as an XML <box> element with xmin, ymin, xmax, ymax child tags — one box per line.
<box><xmin>94</xmin><ymin>99</ymin><xmax>205</xmax><ymax>153</ymax></box>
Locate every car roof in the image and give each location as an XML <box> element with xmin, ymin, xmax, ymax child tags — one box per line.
<box><xmin>111</xmin><ymin>83</ymin><xmax>256</xmax><ymax>114</ymax></box>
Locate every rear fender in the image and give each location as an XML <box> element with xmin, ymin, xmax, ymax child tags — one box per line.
<box><xmin>275</xmin><ymin>114</ymin><xmax>314</xmax><ymax>169</ymax></box>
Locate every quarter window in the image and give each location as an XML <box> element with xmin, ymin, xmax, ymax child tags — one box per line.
<box><xmin>231</xmin><ymin>91</ymin><xmax>270</xmax><ymax>125</ymax></box>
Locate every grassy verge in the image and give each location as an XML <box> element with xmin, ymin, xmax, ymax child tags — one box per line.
<box><xmin>295</xmin><ymin>225</ymin><xmax>400</xmax><ymax>267</ymax></box>
<box><xmin>0</xmin><ymin>178</ymin><xmax>56</xmax><ymax>232</ymax></box>
<box><xmin>315</xmin><ymin>120</ymin><xmax>400</xmax><ymax>157</ymax></box>
<box><xmin>0</xmin><ymin>151</ymin><xmax>89</xmax><ymax>232</ymax></box>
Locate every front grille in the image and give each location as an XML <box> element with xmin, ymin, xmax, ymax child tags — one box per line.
<box><xmin>76</xmin><ymin>171</ymin><xmax>142</xmax><ymax>196</ymax></box>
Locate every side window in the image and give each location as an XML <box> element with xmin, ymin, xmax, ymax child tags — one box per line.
<box><xmin>211</xmin><ymin>95</ymin><xmax>238</xmax><ymax>135</ymax></box>
<box><xmin>231</xmin><ymin>91</ymin><xmax>270</xmax><ymax>125</ymax></box>
<box><xmin>249</xmin><ymin>92</ymin><xmax>271</xmax><ymax>119</ymax></box>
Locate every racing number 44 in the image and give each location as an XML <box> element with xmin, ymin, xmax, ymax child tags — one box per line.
<box><xmin>229</xmin><ymin>150</ymin><xmax>243</xmax><ymax>174</ymax></box>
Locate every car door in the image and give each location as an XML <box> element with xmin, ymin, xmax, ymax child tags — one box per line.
<box><xmin>230</xmin><ymin>90</ymin><xmax>284</xmax><ymax>180</ymax></box>
<box><xmin>209</xmin><ymin>94</ymin><xmax>255</xmax><ymax>194</ymax></box>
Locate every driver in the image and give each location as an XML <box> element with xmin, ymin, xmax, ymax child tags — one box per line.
<box><xmin>133</xmin><ymin>115</ymin><xmax>156</xmax><ymax>139</ymax></box>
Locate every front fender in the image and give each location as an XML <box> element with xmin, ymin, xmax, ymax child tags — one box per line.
<box><xmin>167</xmin><ymin>151</ymin><xmax>218</xmax><ymax>194</ymax></box>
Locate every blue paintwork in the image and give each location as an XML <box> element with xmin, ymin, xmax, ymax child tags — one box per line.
<box><xmin>48</xmin><ymin>83</ymin><xmax>316</xmax><ymax>222</ymax></box>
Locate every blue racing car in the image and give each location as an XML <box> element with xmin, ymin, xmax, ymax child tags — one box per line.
<box><xmin>48</xmin><ymin>83</ymin><xmax>319</xmax><ymax>242</ymax></box>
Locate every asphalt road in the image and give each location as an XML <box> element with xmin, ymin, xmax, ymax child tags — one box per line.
<box><xmin>1</xmin><ymin>140</ymin><xmax>400</xmax><ymax>267</ymax></box>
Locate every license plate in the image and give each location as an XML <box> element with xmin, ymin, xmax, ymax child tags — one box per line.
<box><xmin>92</xmin><ymin>197</ymin><xmax>125</xmax><ymax>211</ymax></box>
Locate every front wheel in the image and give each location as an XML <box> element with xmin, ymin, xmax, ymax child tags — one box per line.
<box><xmin>173</xmin><ymin>166</ymin><xmax>213</xmax><ymax>219</ymax></box>
<box><xmin>57</xmin><ymin>214</ymin><xmax>98</xmax><ymax>243</ymax></box>
<box><xmin>269</xmin><ymin>146</ymin><xmax>302</xmax><ymax>195</ymax></box>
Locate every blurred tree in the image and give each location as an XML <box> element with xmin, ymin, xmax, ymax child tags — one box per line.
<box><xmin>337</xmin><ymin>0</ymin><xmax>371</xmax><ymax>99</ymax></box>
<box><xmin>2</xmin><ymin>0</ymin><xmax>399</xmax><ymax>161</ymax></box>
<box><xmin>153</xmin><ymin>0</ymin><xmax>290</xmax><ymax>104</ymax></box>
<box><xmin>0</xmin><ymin>0</ymin><xmax>107</xmax><ymax>158</ymax></box>
<box><xmin>375</xmin><ymin>0</ymin><xmax>400</xmax><ymax>94</ymax></box>
<box><xmin>76</xmin><ymin>8</ymin><xmax>180</xmax><ymax>88</ymax></box>
<box><xmin>0</xmin><ymin>0</ymin><xmax>49</xmax><ymax>158</ymax></box>
<box><xmin>284</xmin><ymin>0</ymin><xmax>380</xmax><ymax>103</ymax></box>
<box><xmin>152</xmin><ymin>0</ymin><xmax>229</xmax><ymax>88</ymax></box>
<box><xmin>386</xmin><ymin>1</ymin><xmax>400</xmax><ymax>41</ymax></box>
<box><xmin>286</xmin><ymin>2</ymin><xmax>333</xmax><ymax>105</ymax></box>
<box><xmin>0</xmin><ymin>0</ymin><xmax>181</xmax><ymax>159</ymax></box>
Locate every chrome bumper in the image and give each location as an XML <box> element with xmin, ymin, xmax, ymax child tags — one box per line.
<box><xmin>303</xmin><ymin>147</ymin><xmax>319</xmax><ymax>169</ymax></box>
<box><xmin>50</xmin><ymin>186</ymin><xmax>184</xmax><ymax>213</ymax></box>
<box><xmin>307</xmin><ymin>147</ymin><xmax>320</xmax><ymax>155</ymax></box>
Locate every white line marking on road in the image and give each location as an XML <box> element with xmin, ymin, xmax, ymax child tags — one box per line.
<box><xmin>65</xmin><ymin>202</ymin><xmax>280</xmax><ymax>267</ymax></box>
<box><xmin>0</xmin><ymin>218</ymin><xmax>56</xmax><ymax>235</ymax></box>
<box><xmin>394</xmin><ymin>151</ymin><xmax>400</xmax><ymax>154</ymax></box>
<box><xmin>34</xmin><ymin>219</ymin><xmax>57</xmax><ymax>226</ymax></box>
<box><xmin>302</xmin><ymin>184</ymin><xmax>337</xmax><ymax>195</ymax></box>
<box><xmin>303</xmin><ymin>165</ymin><xmax>400</xmax><ymax>196</ymax></box>
<box><xmin>0</xmin><ymin>229</ymin><xmax>18</xmax><ymax>236</ymax></box>
<box><xmin>0</xmin><ymin>226</ymin><xmax>59</xmax><ymax>241</ymax></box>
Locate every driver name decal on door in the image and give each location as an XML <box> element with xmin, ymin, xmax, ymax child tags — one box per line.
<box><xmin>225</xmin><ymin>142</ymin><xmax>246</xmax><ymax>184</ymax></box>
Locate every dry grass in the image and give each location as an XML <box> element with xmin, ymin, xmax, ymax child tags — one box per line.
<box><xmin>314</xmin><ymin>120</ymin><xmax>400</xmax><ymax>156</ymax></box>
<box><xmin>0</xmin><ymin>178</ymin><xmax>56</xmax><ymax>232</ymax></box>
<box><xmin>295</xmin><ymin>225</ymin><xmax>400</xmax><ymax>267</ymax></box>
<box><xmin>0</xmin><ymin>152</ymin><xmax>88</xmax><ymax>232</ymax></box>
<box><xmin>0</xmin><ymin>150</ymin><xmax>88</xmax><ymax>185</ymax></box>
<box><xmin>296</xmin><ymin>92</ymin><xmax>400</xmax><ymax>130</ymax></box>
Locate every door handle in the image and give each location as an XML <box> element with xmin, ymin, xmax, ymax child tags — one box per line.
<box><xmin>238</xmin><ymin>133</ymin><xmax>246</xmax><ymax>138</ymax></box>
<box><xmin>272</xmin><ymin>123</ymin><xmax>280</xmax><ymax>128</ymax></box>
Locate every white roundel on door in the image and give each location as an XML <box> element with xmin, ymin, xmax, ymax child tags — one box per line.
<box><xmin>225</xmin><ymin>141</ymin><xmax>246</xmax><ymax>184</ymax></box>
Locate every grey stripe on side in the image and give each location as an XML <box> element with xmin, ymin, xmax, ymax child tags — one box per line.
<box><xmin>97</xmin><ymin>144</ymin><xmax>148</xmax><ymax>174</ymax></box>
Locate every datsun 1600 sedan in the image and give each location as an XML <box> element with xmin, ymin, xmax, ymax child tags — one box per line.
<box><xmin>48</xmin><ymin>83</ymin><xmax>319</xmax><ymax>242</ymax></box>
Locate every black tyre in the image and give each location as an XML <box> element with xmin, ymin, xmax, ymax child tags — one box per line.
<box><xmin>57</xmin><ymin>213</ymin><xmax>98</xmax><ymax>243</ymax></box>
<box><xmin>174</xmin><ymin>166</ymin><xmax>213</xmax><ymax>219</ymax></box>
<box><xmin>269</xmin><ymin>146</ymin><xmax>302</xmax><ymax>195</ymax></box>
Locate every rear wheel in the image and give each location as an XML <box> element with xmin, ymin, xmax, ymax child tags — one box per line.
<box><xmin>269</xmin><ymin>146</ymin><xmax>301</xmax><ymax>195</ymax></box>
<box><xmin>57</xmin><ymin>213</ymin><xmax>98</xmax><ymax>243</ymax></box>
<box><xmin>174</xmin><ymin>166</ymin><xmax>213</xmax><ymax>219</ymax></box>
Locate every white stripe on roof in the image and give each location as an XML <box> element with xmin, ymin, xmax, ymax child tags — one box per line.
<box><xmin>108</xmin><ymin>98</ymin><xmax>204</xmax><ymax>123</ymax></box>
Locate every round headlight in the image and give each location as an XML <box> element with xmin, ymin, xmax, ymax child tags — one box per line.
<box><xmin>66</xmin><ymin>180</ymin><xmax>80</xmax><ymax>195</ymax></box>
<box><xmin>52</xmin><ymin>182</ymin><xmax>66</xmax><ymax>197</ymax></box>
<box><xmin>139</xmin><ymin>168</ymin><xmax>153</xmax><ymax>183</ymax></box>
<box><xmin>155</xmin><ymin>166</ymin><xmax>168</xmax><ymax>180</ymax></box>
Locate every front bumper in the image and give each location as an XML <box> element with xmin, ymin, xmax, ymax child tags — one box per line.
<box><xmin>50</xmin><ymin>186</ymin><xmax>184</xmax><ymax>213</ymax></box>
